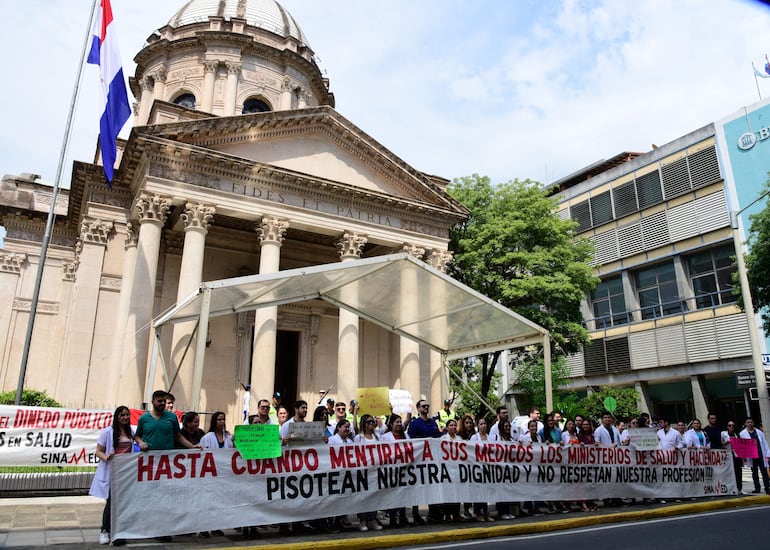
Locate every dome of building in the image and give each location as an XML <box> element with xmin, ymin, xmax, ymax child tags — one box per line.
<box><xmin>168</xmin><ymin>0</ymin><xmax>309</xmax><ymax>46</ymax></box>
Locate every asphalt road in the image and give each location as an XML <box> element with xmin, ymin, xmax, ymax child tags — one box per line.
<box><xmin>412</xmin><ymin>505</ymin><xmax>770</xmax><ymax>550</ymax></box>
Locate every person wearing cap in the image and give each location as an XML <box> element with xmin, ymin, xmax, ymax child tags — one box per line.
<box><xmin>269</xmin><ymin>392</ymin><xmax>282</xmax><ymax>424</ymax></box>
<box><xmin>436</xmin><ymin>399</ymin><xmax>457</xmax><ymax>432</ymax></box>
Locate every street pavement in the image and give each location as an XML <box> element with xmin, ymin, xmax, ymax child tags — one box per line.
<box><xmin>1</xmin><ymin>471</ymin><xmax>769</xmax><ymax>549</ymax></box>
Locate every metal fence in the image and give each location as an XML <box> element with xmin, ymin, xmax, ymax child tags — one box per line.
<box><xmin>0</xmin><ymin>471</ymin><xmax>95</xmax><ymax>497</ymax></box>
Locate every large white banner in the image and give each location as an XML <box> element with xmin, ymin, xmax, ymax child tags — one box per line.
<box><xmin>111</xmin><ymin>440</ymin><xmax>737</xmax><ymax>539</ymax></box>
<box><xmin>0</xmin><ymin>405</ymin><xmax>113</xmax><ymax>466</ymax></box>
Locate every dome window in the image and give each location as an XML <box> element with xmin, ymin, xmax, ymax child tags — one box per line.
<box><xmin>173</xmin><ymin>93</ymin><xmax>197</xmax><ymax>109</ymax></box>
<box><xmin>242</xmin><ymin>98</ymin><xmax>271</xmax><ymax>114</ymax></box>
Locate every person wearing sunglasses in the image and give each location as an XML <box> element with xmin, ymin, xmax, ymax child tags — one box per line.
<box><xmin>721</xmin><ymin>420</ymin><xmax>743</xmax><ymax>492</ymax></box>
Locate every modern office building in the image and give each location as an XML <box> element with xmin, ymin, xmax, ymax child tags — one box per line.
<box><xmin>552</xmin><ymin>99</ymin><xmax>770</xmax><ymax>422</ymax></box>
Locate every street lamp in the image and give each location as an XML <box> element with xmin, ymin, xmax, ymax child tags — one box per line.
<box><xmin>730</xmin><ymin>186</ymin><xmax>770</xmax><ymax>427</ymax></box>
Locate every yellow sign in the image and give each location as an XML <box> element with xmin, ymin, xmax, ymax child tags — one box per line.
<box><xmin>233</xmin><ymin>424</ymin><xmax>281</xmax><ymax>460</ymax></box>
<box><xmin>356</xmin><ymin>386</ymin><xmax>391</xmax><ymax>416</ymax></box>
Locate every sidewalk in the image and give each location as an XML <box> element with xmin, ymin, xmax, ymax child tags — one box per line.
<box><xmin>1</xmin><ymin>489</ymin><xmax>769</xmax><ymax>549</ymax></box>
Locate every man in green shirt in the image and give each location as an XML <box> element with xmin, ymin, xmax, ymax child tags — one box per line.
<box><xmin>135</xmin><ymin>390</ymin><xmax>200</xmax><ymax>451</ymax></box>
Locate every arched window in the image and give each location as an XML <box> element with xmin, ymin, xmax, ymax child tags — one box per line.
<box><xmin>242</xmin><ymin>98</ymin><xmax>271</xmax><ymax>114</ymax></box>
<box><xmin>173</xmin><ymin>93</ymin><xmax>196</xmax><ymax>109</ymax></box>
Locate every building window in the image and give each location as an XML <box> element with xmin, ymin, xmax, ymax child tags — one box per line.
<box><xmin>173</xmin><ymin>93</ymin><xmax>196</xmax><ymax>109</ymax></box>
<box><xmin>243</xmin><ymin>98</ymin><xmax>271</xmax><ymax>114</ymax></box>
<box><xmin>635</xmin><ymin>261</ymin><xmax>683</xmax><ymax>319</ymax></box>
<box><xmin>687</xmin><ymin>244</ymin><xmax>737</xmax><ymax>308</ymax></box>
<box><xmin>590</xmin><ymin>276</ymin><xmax>628</xmax><ymax>328</ymax></box>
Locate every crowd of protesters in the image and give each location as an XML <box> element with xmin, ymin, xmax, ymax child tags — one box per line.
<box><xmin>90</xmin><ymin>391</ymin><xmax>770</xmax><ymax>544</ymax></box>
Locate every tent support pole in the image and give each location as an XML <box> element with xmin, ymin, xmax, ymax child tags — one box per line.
<box><xmin>190</xmin><ymin>288</ymin><xmax>211</xmax><ymax>411</ymax></box>
<box><xmin>144</xmin><ymin>329</ymin><xmax>163</xmax><ymax>407</ymax></box>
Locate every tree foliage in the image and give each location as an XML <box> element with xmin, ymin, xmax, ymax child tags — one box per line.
<box><xmin>448</xmin><ymin>357</ymin><xmax>502</xmax><ymax>422</ymax></box>
<box><xmin>580</xmin><ymin>387</ymin><xmax>641</xmax><ymax>421</ymax></box>
<box><xmin>447</xmin><ymin>175</ymin><xmax>598</xmax><ymax>356</ymax></box>
<box><xmin>511</xmin><ymin>354</ymin><xmax>571</xmax><ymax>411</ymax></box>
<box><xmin>743</xmin><ymin>182</ymin><xmax>770</xmax><ymax>336</ymax></box>
<box><xmin>0</xmin><ymin>388</ymin><xmax>62</xmax><ymax>407</ymax></box>
<box><xmin>445</xmin><ymin>175</ymin><xmax>598</xmax><ymax>415</ymax></box>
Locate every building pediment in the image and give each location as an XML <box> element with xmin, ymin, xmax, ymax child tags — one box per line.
<box><xmin>130</xmin><ymin>102</ymin><xmax>465</xmax><ymax>215</ymax></box>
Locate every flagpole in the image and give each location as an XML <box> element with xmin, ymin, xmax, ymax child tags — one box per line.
<box><xmin>755</xmin><ymin>66</ymin><xmax>762</xmax><ymax>101</ymax></box>
<box><xmin>15</xmin><ymin>0</ymin><xmax>100</xmax><ymax>405</ymax></box>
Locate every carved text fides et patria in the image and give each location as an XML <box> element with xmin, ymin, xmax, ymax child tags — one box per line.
<box><xmin>230</xmin><ymin>182</ymin><xmax>395</xmax><ymax>227</ymax></box>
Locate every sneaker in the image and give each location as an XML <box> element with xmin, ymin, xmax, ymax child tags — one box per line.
<box><xmin>359</xmin><ymin>521</ymin><xmax>369</xmax><ymax>532</ymax></box>
<box><xmin>99</xmin><ymin>531</ymin><xmax>110</xmax><ymax>545</ymax></box>
<box><xmin>499</xmin><ymin>514</ymin><xmax>513</xmax><ymax>520</ymax></box>
<box><xmin>371</xmin><ymin>521</ymin><xmax>383</xmax><ymax>531</ymax></box>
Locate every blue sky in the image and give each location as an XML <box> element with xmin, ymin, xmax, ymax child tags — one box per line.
<box><xmin>2</xmin><ymin>0</ymin><xmax>770</xmax><ymax>196</ymax></box>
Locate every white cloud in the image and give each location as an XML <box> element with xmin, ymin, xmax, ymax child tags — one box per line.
<box><xmin>1</xmin><ymin>0</ymin><xmax>770</xmax><ymax>191</ymax></box>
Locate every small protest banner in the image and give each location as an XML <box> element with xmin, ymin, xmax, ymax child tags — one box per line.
<box><xmin>627</xmin><ymin>427</ymin><xmax>660</xmax><ymax>450</ymax></box>
<box><xmin>287</xmin><ymin>421</ymin><xmax>326</xmax><ymax>444</ymax></box>
<box><xmin>730</xmin><ymin>437</ymin><xmax>759</xmax><ymax>459</ymax></box>
<box><xmin>388</xmin><ymin>389</ymin><xmax>414</xmax><ymax>415</ymax></box>
<box><xmin>233</xmin><ymin>424</ymin><xmax>281</xmax><ymax>460</ymax></box>
<box><xmin>357</xmin><ymin>387</ymin><xmax>391</xmax><ymax>416</ymax></box>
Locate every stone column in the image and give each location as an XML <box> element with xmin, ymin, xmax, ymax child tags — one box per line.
<box><xmin>0</xmin><ymin>253</ymin><xmax>26</xmax><ymax>388</ymax></box>
<box><xmin>152</xmin><ymin>68</ymin><xmax>167</xmax><ymax>108</ymax></box>
<box><xmin>634</xmin><ymin>380</ymin><xmax>654</xmax><ymax>416</ymax></box>
<box><xmin>296</xmin><ymin>88</ymin><xmax>307</xmax><ymax>109</ymax></box>
<box><xmin>224</xmin><ymin>62</ymin><xmax>241</xmax><ymax>116</ymax></box>
<box><xmin>426</xmin><ymin>249</ymin><xmax>453</xmax><ymax>412</ymax></box>
<box><xmin>201</xmin><ymin>61</ymin><xmax>218</xmax><ymax>113</ymax></box>
<box><xmin>137</xmin><ymin>76</ymin><xmax>154</xmax><ymax>126</ymax></box>
<box><xmin>399</xmin><ymin>244</ymin><xmax>424</xmax><ymax>404</ymax></box>
<box><xmin>106</xmin><ymin>224</ymin><xmax>137</xmax><ymax>406</ymax></box>
<box><xmin>171</xmin><ymin>203</ymin><xmax>215</xmax><ymax>409</ymax></box>
<box><xmin>690</xmin><ymin>375</ymin><xmax>710</xmax><ymax>422</ymax></box>
<box><xmin>251</xmin><ymin>217</ymin><xmax>289</xmax><ymax>401</ymax></box>
<box><xmin>279</xmin><ymin>76</ymin><xmax>293</xmax><ymax>110</ymax></box>
<box><xmin>336</xmin><ymin>232</ymin><xmax>367</xmax><ymax>403</ymax></box>
<box><xmin>123</xmin><ymin>193</ymin><xmax>170</xmax><ymax>407</ymax></box>
<box><xmin>57</xmin><ymin>219</ymin><xmax>112</xmax><ymax>405</ymax></box>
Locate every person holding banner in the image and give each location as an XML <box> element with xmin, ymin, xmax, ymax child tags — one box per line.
<box><xmin>380</xmin><ymin>415</ymin><xmax>412</xmax><ymax>528</ymax></box>
<box><xmin>354</xmin><ymin>414</ymin><xmax>383</xmax><ymax>531</ymax></box>
<box><xmin>722</xmin><ymin>420</ymin><xmax>743</xmax><ymax>492</ymax></box>
<box><xmin>683</xmin><ymin>419</ymin><xmax>710</xmax><ymax>448</ymax></box>
<box><xmin>90</xmin><ymin>406</ymin><xmax>135</xmax><ymax>546</ymax></box>
<box><xmin>200</xmin><ymin>412</ymin><xmax>233</xmax><ymax>450</ymax></box>
<box><xmin>135</xmin><ymin>391</ymin><xmax>200</xmax><ymax>452</ymax></box>
<box><xmin>739</xmin><ymin>417</ymin><xmax>770</xmax><ymax>495</ymax></box>
<box><xmin>180</xmin><ymin>411</ymin><xmax>205</xmax><ymax>445</ymax></box>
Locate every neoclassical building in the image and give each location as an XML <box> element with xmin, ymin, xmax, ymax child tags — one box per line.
<box><xmin>0</xmin><ymin>0</ymin><xmax>467</xmax><ymax>421</ymax></box>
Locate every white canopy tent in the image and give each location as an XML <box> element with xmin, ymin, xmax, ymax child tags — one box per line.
<box><xmin>148</xmin><ymin>253</ymin><xmax>552</xmax><ymax>410</ymax></box>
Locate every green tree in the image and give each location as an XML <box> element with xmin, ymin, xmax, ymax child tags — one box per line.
<box><xmin>580</xmin><ymin>387</ymin><xmax>640</xmax><ymax>421</ymax></box>
<box><xmin>446</xmin><ymin>175</ymin><xmax>598</xmax><ymax>414</ymax></box>
<box><xmin>0</xmin><ymin>388</ymin><xmax>62</xmax><ymax>407</ymax></box>
<box><xmin>448</xmin><ymin>358</ymin><xmax>502</xmax><ymax>422</ymax></box>
<box><xmin>511</xmin><ymin>354</ymin><xmax>571</xmax><ymax>411</ymax></box>
<box><xmin>743</xmin><ymin>182</ymin><xmax>770</xmax><ymax>335</ymax></box>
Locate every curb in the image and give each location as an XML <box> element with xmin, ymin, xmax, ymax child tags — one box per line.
<box><xmin>227</xmin><ymin>495</ymin><xmax>770</xmax><ymax>550</ymax></box>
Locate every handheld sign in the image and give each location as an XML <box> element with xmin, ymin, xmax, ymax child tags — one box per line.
<box><xmin>388</xmin><ymin>389</ymin><xmax>414</xmax><ymax>415</ymax></box>
<box><xmin>233</xmin><ymin>424</ymin><xmax>281</xmax><ymax>460</ymax></box>
<box><xmin>603</xmin><ymin>396</ymin><xmax>618</xmax><ymax>413</ymax></box>
<box><xmin>356</xmin><ymin>386</ymin><xmax>391</xmax><ymax>416</ymax></box>
<box><xmin>627</xmin><ymin>427</ymin><xmax>660</xmax><ymax>450</ymax></box>
<box><xmin>287</xmin><ymin>421</ymin><xmax>326</xmax><ymax>444</ymax></box>
<box><xmin>730</xmin><ymin>437</ymin><xmax>759</xmax><ymax>459</ymax></box>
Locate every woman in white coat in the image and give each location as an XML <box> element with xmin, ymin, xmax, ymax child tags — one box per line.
<box><xmin>683</xmin><ymin>418</ymin><xmax>710</xmax><ymax>448</ymax></box>
<box><xmin>89</xmin><ymin>406</ymin><xmax>135</xmax><ymax>545</ymax></box>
